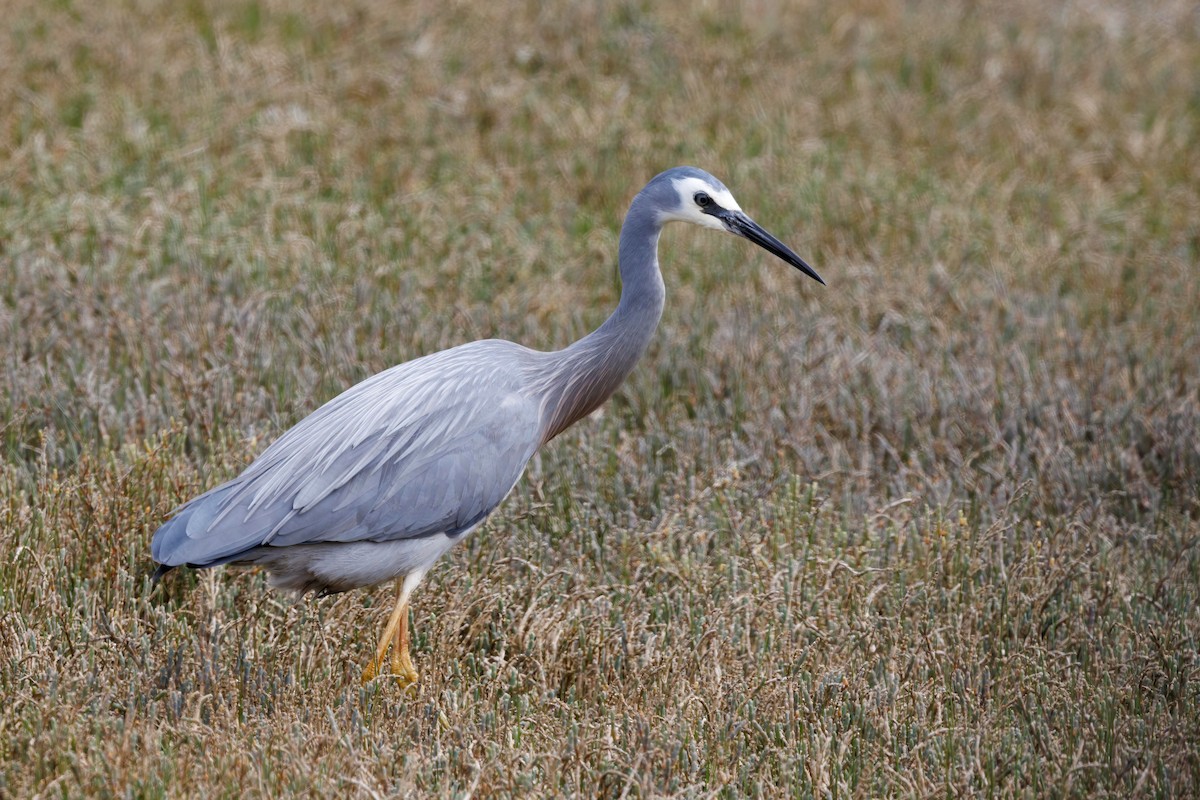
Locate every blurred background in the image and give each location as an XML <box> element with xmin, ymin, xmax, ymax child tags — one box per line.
<box><xmin>2</xmin><ymin>0</ymin><xmax>1197</xmax><ymax>796</ymax></box>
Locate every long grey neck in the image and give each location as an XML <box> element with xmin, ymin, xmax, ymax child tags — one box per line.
<box><xmin>535</xmin><ymin>194</ymin><xmax>666</xmax><ymax>443</ymax></box>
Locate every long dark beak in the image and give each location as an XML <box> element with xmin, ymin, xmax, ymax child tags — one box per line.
<box><xmin>719</xmin><ymin>209</ymin><xmax>824</xmax><ymax>285</ymax></box>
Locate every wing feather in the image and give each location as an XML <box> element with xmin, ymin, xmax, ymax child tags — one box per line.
<box><xmin>152</xmin><ymin>340</ymin><xmax>541</xmax><ymax>567</ymax></box>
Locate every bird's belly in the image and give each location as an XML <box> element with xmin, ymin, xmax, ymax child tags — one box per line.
<box><xmin>244</xmin><ymin>529</ymin><xmax>470</xmax><ymax>595</ymax></box>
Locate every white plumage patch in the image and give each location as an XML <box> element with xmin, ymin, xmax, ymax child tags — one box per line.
<box><xmin>664</xmin><ymin>176</ymin><xmax>742</xmax><ymax>230</ymax></box>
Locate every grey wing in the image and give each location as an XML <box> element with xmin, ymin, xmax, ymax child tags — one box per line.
<box><xmin>151</xmin><ymin>344</ymin><xmax>540</xmax><ymax>568</ymax></box>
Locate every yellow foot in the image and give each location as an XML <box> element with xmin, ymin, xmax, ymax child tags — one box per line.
<box><xmin>361</xmin><ymin>654</ymin><xmax>420</xmax><ymax>690</ymax></box>
<box><xmin>392</xmin><ymin>652</ymin><xmax>420</xmax><ymax>690</ymax></box>
<box><xmin>361</xmin><ymin>575</ymin><xmax>424</xmax><ymax>692</ymax></box>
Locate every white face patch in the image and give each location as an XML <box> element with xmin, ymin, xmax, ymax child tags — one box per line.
<box><xmin>664</xmin><ymin>176</ymin><xmax>742</xmax><ymax>230</ymax></box>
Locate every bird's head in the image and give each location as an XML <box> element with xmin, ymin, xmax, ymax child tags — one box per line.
<box><xmin>650</xmin><ymin>166</ymin><xmax>824</xmax><ymax>285</ymax></box>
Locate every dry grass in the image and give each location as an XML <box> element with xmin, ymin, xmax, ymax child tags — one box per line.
<box><xmin>2</xmin><ymin>0</ymin><xmax>1199</xmax><ymax>796</ymax></box>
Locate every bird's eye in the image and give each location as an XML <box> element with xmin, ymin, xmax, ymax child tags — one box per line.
<box><xmin>694</xmin><ymin>192</ymin><xmax>712</xmax><ymax>208</ymax></box>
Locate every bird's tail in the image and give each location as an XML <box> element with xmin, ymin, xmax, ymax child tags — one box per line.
<box><xmin>151</xmin><ymin>563</ymin><xmax>176</xmax><ymax>584</ymax></box>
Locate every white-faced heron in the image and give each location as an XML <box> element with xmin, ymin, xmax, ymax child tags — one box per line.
<box><xmin>152</xmin><ymin>166</ymin><xmax>825</xmax><ymax>686</ymax></box>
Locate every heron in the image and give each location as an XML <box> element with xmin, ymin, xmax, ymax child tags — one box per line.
<box><xmin>151</xmin><ymin>166</ymin><xmax>824</xmax><ymax>687</ymax></box>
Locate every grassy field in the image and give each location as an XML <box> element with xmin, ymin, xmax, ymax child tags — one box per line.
<box><xmin>2</xmin><ymin>0</ymin><xmax>1198</xmax><ymax>796</ymax></box>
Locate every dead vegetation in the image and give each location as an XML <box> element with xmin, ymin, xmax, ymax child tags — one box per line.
<box><xmin>1</xmin><ymin>0</ymin><xmax>1198</xmax><ymax>796</ymax></box>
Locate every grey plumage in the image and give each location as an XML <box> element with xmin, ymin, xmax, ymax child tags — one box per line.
<box><xmin>153</xmin><ymin>342</ymin><xmax>540</xmax><ymax>586</ymax></box>
<box><xmin>151</xmin><ymin>166</ymin><xmax>823</xmax><ymax>682</ymax></box>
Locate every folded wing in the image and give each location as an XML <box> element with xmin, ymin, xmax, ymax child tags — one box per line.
<box><xmin>151</xmin><ymin>341</ymin><xmax>540</xmax><ymax>568</ymax></box>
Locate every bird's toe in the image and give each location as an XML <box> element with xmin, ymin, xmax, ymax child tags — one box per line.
<box><xmin>391</xmin><ymin>653</ymin><xmax>420</xmax><ymax>692</ymax></box>
<box><xmin>360</xmin><ymin>654</ymin><xmax>419</xmax><ymax>691</ymax></box>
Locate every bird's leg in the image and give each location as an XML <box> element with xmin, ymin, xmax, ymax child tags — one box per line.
<box><xmin>390</xmin><ymin>598</ymin><xmax>418</xmax><ymax>686</ymax></box>
<box><xmin>361</xmin><ymin>585</ymin><xmax>407</xmax><ymax>684</ymax></box>
<box><xmin>361</xmin><ymin>570</ymin><xmax>424</xmax><ymax>688</ymax></box>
